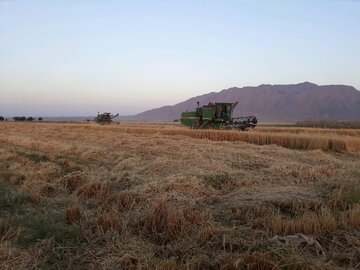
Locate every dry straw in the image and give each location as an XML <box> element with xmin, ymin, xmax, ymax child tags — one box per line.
<box><xmin>84</xmin><ymin>125</ymin><xmax>360</xmax><ymax>153</ymax></box>
<box><xmin>0</xmin><ymin>122</ymin><xmax>359</xmax><ymax>268</ymax></box>
<box><xmin>65</xmin><ymin>207</ymin><xmax>81</xmax><ymax>224</ymax></box>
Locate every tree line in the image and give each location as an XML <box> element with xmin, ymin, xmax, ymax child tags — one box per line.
<box><xmin>0</xmin><ymin>116</ymin><xmax>43</xmax><ymax>121</ymax></box>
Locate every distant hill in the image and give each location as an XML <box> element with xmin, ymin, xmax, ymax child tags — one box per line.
<box><xmin>129</xmin><ymin>82</ymin><xmax>360</xmax><ymax>122</ymax></box>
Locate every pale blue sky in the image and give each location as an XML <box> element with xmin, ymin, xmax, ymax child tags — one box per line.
<box><xmin>1</xmin><ymin>0</ymin><xmax>359</xmax><ymax>116</ymax></box>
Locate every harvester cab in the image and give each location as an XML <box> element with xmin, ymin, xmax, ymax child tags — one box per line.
<box><xmin>181</xmin><ymin>102</ymin><xmax>257</xmax><ymax>130</ymax></box>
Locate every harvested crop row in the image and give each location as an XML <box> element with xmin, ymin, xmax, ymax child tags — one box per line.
<box><xmin>2</xmin><ymin>122</ymin><xmax>360</xmax><ymax>152</ymax></box>
<box><xmin>91</xmin><ymin>126</ymin><xmax>360</xmax><ymax>153</ymax></box>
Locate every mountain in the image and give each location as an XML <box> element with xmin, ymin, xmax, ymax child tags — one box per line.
<box><xmin>129</xmin><ymin>82</ymin><xmax>360</xmax><ymax>122</ymax></box>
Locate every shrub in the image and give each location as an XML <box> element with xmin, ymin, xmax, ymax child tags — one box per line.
<box><xmin>13</xmin><ymin>116</ymin><xmax>26</xmax><ymax>121</ymax></box>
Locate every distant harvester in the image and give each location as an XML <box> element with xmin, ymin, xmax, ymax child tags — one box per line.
<box><xmin>95</xmin><ymin>112</ymin><xmax>119</xmax><ymax>125</ymax></box>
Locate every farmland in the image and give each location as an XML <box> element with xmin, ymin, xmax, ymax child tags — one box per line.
<box><xmin>0</xmin><ymin>122</ymin><xmax>359</xmax><ymax>269</ymax></box>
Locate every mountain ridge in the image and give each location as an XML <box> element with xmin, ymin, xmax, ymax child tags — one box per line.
<box><xmin>127</xmin><ymin>82</ymin><xmax>360</xmax><ymax>122</ymax></box>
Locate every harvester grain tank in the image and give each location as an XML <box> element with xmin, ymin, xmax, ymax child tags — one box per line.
<box><xmin>95</xmin><ymin>112</ymin><xmax>119</xmax><ymax>125</ymax></box>
<box><xmin>180</xmin><ymin>102</ymin><xmax>257</xmax><ymax>130</ymax></box>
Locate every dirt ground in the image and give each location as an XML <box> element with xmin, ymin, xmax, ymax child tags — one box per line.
<box><xmin>0</xmin><ymin>122</ymin><xmax>359</xmax><ymax>269</ymax></box>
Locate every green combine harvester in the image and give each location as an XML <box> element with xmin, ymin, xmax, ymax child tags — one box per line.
<box><xmin>95</xmin><ymin>112</ymin><xmax>119</xmax><ymax>125</ymax></box>
<box><xmin>180</xmin><ymin>102</ymin><xmax>257</xmax><ymax>130</ymax></box>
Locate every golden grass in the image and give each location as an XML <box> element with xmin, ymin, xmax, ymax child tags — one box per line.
<box><xmin>0</xmin><ymin>122</ymin><xmax>359</xmax><ymax>268</ymax></box>
<box><xmin>77</xmin><ymin>182</ymin><xmax>109</xmax><ymax>199</ymax></box>
<box><xmin>9</xmin><ymin>175</ymin><xmax>24</xmax><ymax>185</ymax></box>
<box><xmin>0</xmin><ymin>241</ymin><xmax>31</xmax><ymax>269</ymax></box>
<box><xmin>98</xmin><ymin>214</ymin><xmax>122</xmax><ymax>233</ymax></box>
<box><xmin>268</xmin><ymin>209</ymin><xmax>336</xmax><ymax>236</ymax></box>
<box><xmin>26</xmin><ymin>191</ymin><xmax>42</xmax><ymax>204</ymax></box>
<box><xmin>102</xmin><ymin>191</ymin><xmax>139</xmax><ymax>212</ymax></box>
<box><xmin>59</xmin><ymin>172</ymin><xmax>88</xmax><ymax>193</ymax></box>
<box><xmin>0</xmin><ymin>219</ymin><xmax>22</xmax><ymax>242</ymax></box>
<box><xmin>141</xmin><ymin>199</ymin><xmax>210</xmax><ymax>244</ymax></box>
<box><xmin>340</xmin><ymin>204</ymin><xmax>360</xmax><ymax>229</ymax></box>
<box><xmin>2</xmin><ymin>122</ymin><xmax>360</xmax><ymax>153</ymax></box>
<box><xmin>222</xmin><ymin>252</ymin><xmax>278</xmax><ymax>270</ymax></box>
<box><xmin>65</xmin><ymin>207</ymin><xmax>81</xmax><ymax>224</ymax></box>
<box><xmin>48</xmin><ymin>123</ymin><xmax>360</xmax><ymax>153</ymax></box>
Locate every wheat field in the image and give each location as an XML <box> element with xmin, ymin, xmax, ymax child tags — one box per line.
<box><xmin>0</xmin><ymin>122</ymin><xmax>359</xmax><ymax>269</ymax></box>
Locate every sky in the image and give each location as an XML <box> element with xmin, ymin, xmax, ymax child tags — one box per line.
<box><xmin>1</xmin><ymin>0</ymin><xmax>359</xmax><ymax>116</ymax></box>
